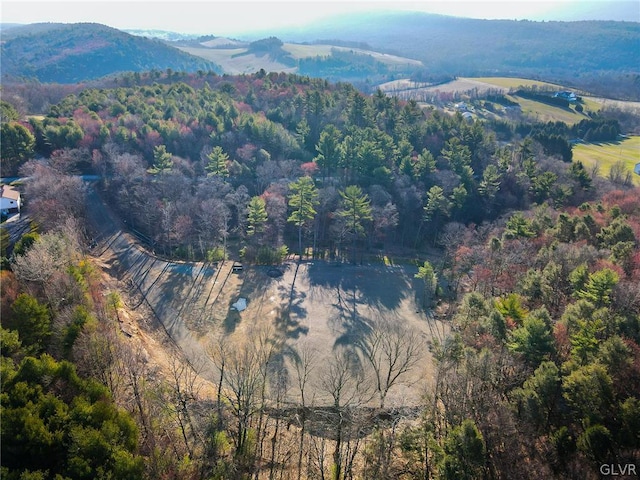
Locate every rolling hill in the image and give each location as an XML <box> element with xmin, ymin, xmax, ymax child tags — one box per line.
<box><xmin>176</xmin><ymin>37</ymin><xmax>422</xmax><ymax>79</ymax></box>
<box><xmin>269</xmin><ymin>12</ymin><xmax>640</xmax><ymax>97</ymax></box>
<box><xmin>270</xmin><ymin>11</ymin><xmax>639</xmax><ymax>75</ymax></box>
<box><xmin>0</xmin><ymin>23</ymin><xmax>221</xmax><ymax>83</ymax></box>
<box><xmin>1</xmin><ymin>14</ymin><xmax>638</xmax><ymax>97</ymax></box>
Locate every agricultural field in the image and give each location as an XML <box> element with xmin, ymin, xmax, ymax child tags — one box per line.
<box><xmin>472</xmin><ymin>76</ymin><xmax>571</xmax><ymax>90</ymax></box>
<box><xmin>379</xmin><ymin>76</ymin><xmax>640</xmax><ymax>125</ymax></box>
<box><xmin>509</xmin><ymin>95</ymin><xmax>588</xmax><ymax>124</ymax></box>
<box><xmin>573</xmin><ymin>136</ymin><xmax>640</xmax><ymax>186</ymax></box>
<box><xmin>179</xmin><ymin>42</ymin><xmax>422</xmax><ymax>76</ymax></box>
<box><xmin>177</xmin><ymin>46</ymin><xmax>296</xmax><ymax>74</ymax></box>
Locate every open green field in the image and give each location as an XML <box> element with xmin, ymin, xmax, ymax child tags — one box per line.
<box><xmin>380</xmin><ymin>76</ymin><xmax>609</xmax><ymax>124</ymax></box>
<box><xmin>508</xmin><ymin>95</ymin><xmax>589</xmax><ymax>124</ymax></box>
<box><xmin>573</xmin><ymin>136</ymin><xmax>640</xmax><ymax>186</ymax></box>
<box><xmin>474</xmin><ymin>77</ymin><xmax>562</xmax><ymax>90</ymax></box>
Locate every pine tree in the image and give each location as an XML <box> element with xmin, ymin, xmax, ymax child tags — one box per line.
<box><xmin>337</xmin><ymin>185</ymin><xmax>372</xmax><ymax>263</ymax></box>
<box><xmin>205</xmin><ymin>146</ymin><xmax>229</xmax><ymax>177</ymax></box>
<box><xmin>149</xmin><ymin>145</ymin><xmax>173</xmax><ymax>174</ymax></box>
<box><xmin>287</xmin><ymin>177</ymin><xmax>319</xmax><ymax>260</ymax></box>
<box><xmin>247</xmin><ymin>196</ymin><xmax>268</xmax><ymax>237</ymax></box>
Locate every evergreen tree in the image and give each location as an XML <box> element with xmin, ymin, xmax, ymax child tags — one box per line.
<box><xmin>287</xmin><ymin>177</ymin><xmax>319</xmax><ymax>260</ymax></box>
<box><xmin>416</xmin><ymin>260</ymin><xmax>437</xmax><ymax>309</ymax></box>
<box><xmin>441</xmin><ymin>420</ymin><xmax>486</xmax><ymax>480</ymax></box>
<box><xmin>149</xmin><ymin>145</ymin><xmax>173</xmax><ymax>174</ymax></box>
<box><xmin>7</xmin><ymin>293</ymin><xmax>51</xmax><ymax>354</ymax></box>
<box><xmin>205</xmin><ymin>146</ymin><xmax>230</xmax><ymax>177</ymax></box>
<box><xmin>0</xmin><ymin>122</ymin><xmax>35</xmax><ymax>175</ymax></box>
<box><xmin>247</xmin><ymin>196</ymin><xmax>268</xmax><ymax>237</ymax></box>
<box><xmin>337</xmin><ymin>185</ymin><xmax>373</xmax><ymax>263</ymax></box>
<box><xmin>314</xmin><ymin>124</ymin><xmax>342</xmax><ymax>179</ymax></box>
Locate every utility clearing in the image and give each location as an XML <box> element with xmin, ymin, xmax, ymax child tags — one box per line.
<box><xmin>87</xmin><ymin>186</ymin><xmax>447</xmax><ymax>407</ymax></box>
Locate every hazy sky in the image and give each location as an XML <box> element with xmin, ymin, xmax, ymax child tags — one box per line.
<box><xmin>2</xmin><ymin>1</ymin><xmax>638</xmax><ymax>36</ymax></box>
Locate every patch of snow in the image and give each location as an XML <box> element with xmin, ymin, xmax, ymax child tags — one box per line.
<box><xmin>232</xmin><ymin>298</ymin><xmax>247</xmax><ymax>312</ymax></box>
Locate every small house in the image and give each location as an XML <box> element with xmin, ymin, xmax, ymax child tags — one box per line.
<box><xmin>554</xmin><ymin>91</ymin><xmax>577</xmax><ymax>102</ymax></box>
<box><xmin>1</xmin><ymin>185</ymin><xmax>21</xmax><ymax>214</ymax></box>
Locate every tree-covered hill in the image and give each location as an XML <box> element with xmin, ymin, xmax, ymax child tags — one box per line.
<box><xmin>273</xmin><ymin>12</ymin><xmax>640</xmax><ymax>94</ymax></box>
<box><xmin>2</xmin><ymin>69</ymin><xmax>639</xmax><ymax>479</ymax></box>
<box><xmin>3</xmin><ymin>71</ymin><xmax>629</xmax><ymax>253</ymax></box>
<box><xmin>0</xmin><ymin>23</ymin><xmax>221</xmax><ymax>83</ymax></box>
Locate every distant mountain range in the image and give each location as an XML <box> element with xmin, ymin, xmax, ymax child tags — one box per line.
<box><xmin>0</xmin><ymin>14</ymin><xmax>638</xmax><ymax>93</ymax></box>
<box><xmin>0</xmin><ymin>23</ymin><xmax>221</xmax><ymax>83</ymax></box>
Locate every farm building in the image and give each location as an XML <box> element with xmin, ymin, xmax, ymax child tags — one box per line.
<box><xmin>554</xmin><ymin>91</ymin><xmax>577</xmax><ymax>102</ymax></box>
<box><xmin>1</xmin><ymin>185</ymin><xmax>21</xmax><ymax>214</ymax></box>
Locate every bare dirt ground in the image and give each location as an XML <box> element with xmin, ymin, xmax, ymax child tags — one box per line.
<box><xmin>86</xmin><ymin>185</ymin><xmax>448</xmax><ymax>406</ymax></box>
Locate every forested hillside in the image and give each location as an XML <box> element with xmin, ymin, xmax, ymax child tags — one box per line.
<box><xmin>275</xmin><ymin>12</ymin><xmax>640</xmax><ymax>99</ymax></box>
<box><xmin>1</xmin><ymin>71</ymin><xmax>639</xmax><ymax>479</ymax></box>
<box><xmin>0</xmin><ymin>23</ymin><xmax>220</xmax><ymax>83</ymax></box>
<box><xmin>4</xmin><ymin>71</ymin><xmax>616</xmax><ymax>249</ymax></box>
<box><xmin>2</xmin><ymin>15</ymin><xmax>638</xmax><ymax>100</ymax></box>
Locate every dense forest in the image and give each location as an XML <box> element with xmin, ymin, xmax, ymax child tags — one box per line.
<box><xmin>0</xmin><ymin>23</ymin><xmax>220</xmax><ymax>84</ymax></box>
<box><xmin>1</xmin><ymin>70</ymin><xmax>639</xmax><ymax>479</ymax></box>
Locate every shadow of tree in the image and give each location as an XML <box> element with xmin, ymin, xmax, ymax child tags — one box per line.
<box><xmin>223</xmin><ymin>306</ymin><xmax>241</xmax><ymax>334</ymax></box>
<box><xmin>307</xmin><ymin>261</ymin><xmax>414</xmax><ymax>311</ymax></box>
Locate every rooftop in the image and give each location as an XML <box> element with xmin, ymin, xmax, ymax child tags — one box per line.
<box><xmin>1</xmin><ymin>185</ymin><xmax>20</xmax><ymax>201</ymax></box>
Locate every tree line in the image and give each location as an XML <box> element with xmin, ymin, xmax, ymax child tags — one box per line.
<box><xmin>3</xmin><ymin>72</ymin><xmax>625</xmax><ymax>261</ymax></box>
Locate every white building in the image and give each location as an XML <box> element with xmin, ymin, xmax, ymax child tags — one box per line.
<box><xmin>1</xmin><ymin>185</ymin><xmax>21</xmax><ymax>214</ymax></box>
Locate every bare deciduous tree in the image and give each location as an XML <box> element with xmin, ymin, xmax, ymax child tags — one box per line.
<box><xmin>210</xmin><ymin>326</ymin><xmax>282</xmax><ymax>474</ymax></box>
<box><xmin>12</xmin><ymin>230</ymin><xmax>81</xmax><ymax>306</ymax></box>
<box><xmin>291</xmin><ymin>341</ymin><xmax>318</xmax><ymax>480</ymax></box>
<box><xmin>317</xmin><ymin>349</ymin><xmax>372</xmax><ymax>480</ymax></box>
<box><xmin>358</xmin><ymin>320</ymin><xmax>425</xmax><ymax>408</ymax></box>
<box><xmin>165</xmin><ymin>353</ymin><xmax>205</xmax><ymax>458</ymax></box>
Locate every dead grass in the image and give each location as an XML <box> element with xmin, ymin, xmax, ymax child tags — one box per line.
<box><xmin>473</xmin><ymin>77</ymin><xmax>562</xmax><ymax>90</ymax></box>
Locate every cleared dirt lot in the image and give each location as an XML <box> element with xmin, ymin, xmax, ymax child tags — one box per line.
<box><xmin>87</xmin><ymin>185</ymin><xmax>447</xmax><ymax>406</ymax></box>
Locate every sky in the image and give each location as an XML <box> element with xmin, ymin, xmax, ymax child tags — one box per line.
<box><xmin>2</xmin><ymin>0</ymin><xmax>638</xmax><ymax>36</ymax></box>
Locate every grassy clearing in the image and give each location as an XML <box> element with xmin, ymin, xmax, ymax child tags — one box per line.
<box><xmin>182</xmin><ymin>42</ymin><xmax>421</xmax><ymax>75</ymax></box>
<box><xmin>573</xmin><ymin>136</ymin><xmax>640</xmax><ymax>186</ymax></box>
<box><xmin>178</xmin><ymin>46</ymin><xmax>244</xmax><ymax>63</ymax></box>
<box><xmin>580</xmin><ymin>97</ymin><xmax>604</xmax><ymax>113</ymax></box>
<box><xmin>283</xmin><ymin>43</ymin><xmax>334</xmax><ymax>59</ymax></box>
<box><xmin>285</xmin><ymin>43</ymin><xmax>422</xmax><ymax>65</ymax></box>
<box><xmin>178</xmin><ymin>47</ymin><xmax>295</xmax><ymax>74</ymax></box>
<box><xmin>473</xmin><ymin>77</ymin><xmax>561</xmax><ymax>90</ymax></box>
<box><xmin>508</xmin><ymin>95</ymin><xmax>589</xmax><ymax>124</ymax></box>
